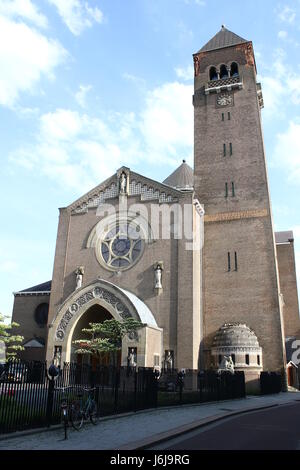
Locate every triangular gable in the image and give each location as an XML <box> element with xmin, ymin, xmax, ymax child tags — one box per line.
<box><xmin>69</xmin><ymin>167</ymin><xmax>184</xmax><ymax>215</ymax></box>
<box><xmin>23</xmin><ymin>338</ymin><xmax>45</xmax><ymax>348</ymax></box>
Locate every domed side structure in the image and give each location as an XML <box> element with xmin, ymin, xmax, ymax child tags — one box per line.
<box><xmin>211</xmin><ymin>323</ymin><xmax>263</xmax><ymax>371</ymax></box>
<box><xmin>163</xmin><ymin>160</ymin><xmax>194</xmax><ymax>191</ymax></box>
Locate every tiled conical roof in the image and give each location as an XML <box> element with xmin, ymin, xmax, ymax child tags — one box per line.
<box><xmin>199</xmin><ymin>25</ymin><xmax>248</xmax><ymax>53</ymax></box>
<box><xmin>163</xmin><ymin>160</ymin><xmax>194</xmax><ymax>190</ymax></box>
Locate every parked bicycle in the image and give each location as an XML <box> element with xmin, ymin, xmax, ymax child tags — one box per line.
<box><xmin>70</xmin><ymin>387</ymin><xmax>99</xmax><ymax>430</ymax></box>
<box><xmin>54</xmin><ymin>385</ymin><xmax>74</xmax><ymax>440</ymax></box>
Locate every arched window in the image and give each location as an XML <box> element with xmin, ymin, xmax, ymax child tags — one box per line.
<box><xmin>220</xmin><ymin>65</ymin><xmax>229</xmax><ymax>79</ymax></box>
<box><xmin>209</xmin><ymin>66</ymin><xmax>218</xmax><ymax>81</ymax></box>
<box><xmin>34</xmin><ymin>303</ymin><xmax>49</xmax><ymax>327</ymax></box>
<box><xmin>230</xmin><ymin>62</ymin><xmax>239</xmax><ymax>77</ymax></box>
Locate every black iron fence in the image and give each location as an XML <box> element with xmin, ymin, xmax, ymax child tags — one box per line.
<box><xmin>260</xmin><ymin>371</ymin><xmax>282</xmax><ymax>395</ymax></box>
<box><xmin>0</xmin><ymin>360</ymin><xmax>248</xmax><ymax>435</ymax></box>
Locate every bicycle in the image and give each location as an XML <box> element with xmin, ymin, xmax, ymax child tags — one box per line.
<box><xmin>54</xmin><ymin>385</ymin><xmax>74</xmax><ymax>440</ymax></box>
<box><xmin>70</xmin><ymin>387</ymin><xmax>99</xmax><ymax>430</ymax></box>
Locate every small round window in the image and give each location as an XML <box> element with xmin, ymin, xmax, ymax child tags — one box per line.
<box><xmin>34</xmin><ymin>303</ymin><xmax>49</xmax><ymax>327</ymax></box>
<box><xmin>99</xmin><ymin>222</ymin><xmax>144</xmax><ymax>271</ymax></box>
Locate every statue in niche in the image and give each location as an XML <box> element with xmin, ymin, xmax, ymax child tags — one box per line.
<box><xmin>165</xmin><ymin>350</ymin><xmax>173</xmax><ymax>371</ymax></box>
<box><xmin>194</xmin><ymin>56</ymin><xmax>199</xmax><ymax>77</ymax></box>
<box><xmin>154</xmin><ymin>263</ymin><xmax>163</xmax><ymax>289</ymax></box>
<box><xmin>53</xmin><ymin>346</ymin><xmax>62</xmax><ymax>368</ymax></box>
<box><xmin>218</xmin><ymin>355</ymin><xmax>235</xmax><ymax>375</ymax></box>
<box><xmin>127</xmin><ymin>348</ymin><xmax>137</xmax><ymax>368</ymax></box>
<box><xmin>119</xmin><ymin>172</ymin><xmax>127</xmax><ymax>194</ymax></box>
<box><xmin>75</xmin><ymin>266</ymin><xmax>85</xmax><ymax>290</ymax></box>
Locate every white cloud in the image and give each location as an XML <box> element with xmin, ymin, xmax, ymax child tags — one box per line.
<box><xmin>273</xmin><ymin>120</ymin><xmax>300</xmax><ymax>183</ymax></box>
<box><xmin>184</xmin><ymin>0</ymin><xmax>205</xmax><ymax>5</ymax></box>
<box><xmin>122</xmin><ymin>73</ymin><xmax>146</xmax><ymax>89</ymax></box>
<box><xmin>75</xmin><ymin>84</ymin><xmax>92</xmax><ymax>108</ymax></box>
<box><xmin>0</xmin><ymin>0</ymin><xmax>48</xmax><ymax>28</ymax></box>
<box><xmin>278</xmin><ymin>30</ymin><xmax>288</xmax><ymax>39</ymax></box>
<box><xmin>175</xmin><ymin>65</ymin><xmax>194</xmax><ymax>81</ymax></box>
<box><xmin>141</xmin><ymin>82</ymin><xmax>193</xmax><ymax>164</ymax></box>
<box><xmin>11</xmin><ymin>81</ymin><xmax>193</xmax><ymax>189</ymax></box>
<box><xmin>277</xmin><ymin>5</ymin><xmax>296</xmax><ymax>23</ymax></box>
<box><xmin>0</xmin><ymin>15</ymin><xmax>67</xmax><ymax>107</ymax></box>
<box><xmin>259</xmin><ymin>49</ymin><xmax>300</xmax><ymax>116</ymax></box>
<box><xmin>11</xmin><ymin>108</ymin><xmax>140</xmax><ymax>190</ymax></box>
<box><xmin>0</xmin><ymin>260</ymin><xmax>18</xmax><ymax>274</ymax></box>
<box><xmin>48</xmin><ymin>0</ymin><xmax>103</xmax><ymax>35</ymax></box>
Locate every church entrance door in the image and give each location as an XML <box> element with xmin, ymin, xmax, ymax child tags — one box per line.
<box><xmin>71</xmin><ymin>304</ymin><xmax>119</xmax><ymax>367</ymax></box>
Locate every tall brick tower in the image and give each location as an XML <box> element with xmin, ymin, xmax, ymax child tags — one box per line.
<box><xmin>193</xmin><ymin>26</ymin><xmax>287</xmax><ymax>373</ymax></box>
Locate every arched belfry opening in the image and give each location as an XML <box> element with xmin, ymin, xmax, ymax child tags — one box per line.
<box><xmin>71</xmin><ymin>304</ymin><xmax>119</xmax><ymax>367</ymax></box>
<box><xmin>209</xmin><ymin>66</ymin><xmax>218</xmax><ymax>81</ymax></box>
<box><xmin>220</xmin><ymin>64</ymin><xmax>229</xmax><ymax>79</ymax></box>
<box><xmin>230</xmin><ymin>62</ymin><xmax>239</xmax><ymax>77</ymax></box>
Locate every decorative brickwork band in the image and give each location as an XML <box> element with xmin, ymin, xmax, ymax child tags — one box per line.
<box><xmin>204</xmin><ymin>209</ymin><xmax>268</xmax><ymax>223</ymax></box>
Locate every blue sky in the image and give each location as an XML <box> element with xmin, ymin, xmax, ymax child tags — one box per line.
<box><xmin>0</xmin><ymin>0</ymin><xmax>300</xmax><ymax>319</ymax></box>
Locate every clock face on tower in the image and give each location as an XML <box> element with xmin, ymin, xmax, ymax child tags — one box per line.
<box><xmin>216</xmin><ymin>94</ymin><xmax>233</xmax><ymax>107</ymax></box>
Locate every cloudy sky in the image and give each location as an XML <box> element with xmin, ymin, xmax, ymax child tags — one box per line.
<box><xmin>0</xmin><ymin>0</ymin><xmax>300</xmax><ymax>318</ymax></box>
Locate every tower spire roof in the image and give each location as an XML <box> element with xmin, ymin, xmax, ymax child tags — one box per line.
<box><xmin>198</xmin><ymin>26</ymin><xmax>248</xmax><ymax>53</ymax></box>
<box><xmin>163</xmin><ymin>160</ymin><xmax>194</xmax><ymax>190</ymax></box>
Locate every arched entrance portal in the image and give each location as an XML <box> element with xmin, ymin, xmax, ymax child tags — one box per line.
<box><xmin>47</xmin><ymin>279</ymin><xmax>163</xmax><ymax>368</ymax></box>
<box><xmin>71</xmin><ymin>304</ymin><xmax>121</xmax><ymax>368</ymax></box>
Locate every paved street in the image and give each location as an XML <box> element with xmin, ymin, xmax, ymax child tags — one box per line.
<box><xmin>152</xmin><ymin>401</ymin><xmax>300</xmax><ymax>450</ymax></box>
<box><xmin>0</xmin><ymin>393</ymin><xmax>299</xmax><ymax>450</ymax></box>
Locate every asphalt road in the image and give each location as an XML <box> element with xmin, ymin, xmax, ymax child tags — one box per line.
<box><xmin>151</xmin><ymin>401</ymin><xmax>300</xmax><ymax>450</ymax></box>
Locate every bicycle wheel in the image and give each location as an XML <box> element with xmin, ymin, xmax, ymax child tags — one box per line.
<box><xmin>70</xmin><ymin>401</ymin><xmax>84</xmax><ymax>430</ymax></box>
<box><xmin>89</xmin><ymin>400</ymin><xmax>99</xmax><ymax>425</ymax></box>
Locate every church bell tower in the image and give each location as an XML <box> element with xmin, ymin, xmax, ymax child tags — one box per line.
<box><xmin>193</xmin><ymin>26</ymin><xmax>286</xmax><ymax>373</ymax></box>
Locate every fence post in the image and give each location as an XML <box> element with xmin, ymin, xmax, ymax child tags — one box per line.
<box><xmin>154</xmin><ymin>369</ymin><xmax>159</xmax><ymax>408</ymax></box>
<box><xmin>177</xmin><ymin>371</ymin><xmax>184</xmax><ymax>405</ymax></box>
<box><xmin>134</xmin><ymin>369</ymin><xmax>137</xmax><ymax>412</ymax></box>
<box><xmin>46</xmin><ymin>377</ymin><xmax>55</xmax><ymax>427</ymax></box>
<box><xmin>114</xmin><ymin>368</ymin><xmax>120</xmax><ymax>413</ymax></box>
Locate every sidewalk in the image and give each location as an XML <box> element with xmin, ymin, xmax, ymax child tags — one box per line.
<box><xmin>0</xmin><ymin>392</ymin><xmax>299</xmax><ymax>450</ymax></box>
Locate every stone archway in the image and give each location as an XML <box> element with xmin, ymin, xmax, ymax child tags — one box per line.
<box><xmin>71</xmin><ymin>303</ymin><xmax>122</xmax><ymax>367</ymax></box>
<box><xmin>47</xmin><ymin>279</ymin><xmax>161</xmax><ymax>365</ymax></box>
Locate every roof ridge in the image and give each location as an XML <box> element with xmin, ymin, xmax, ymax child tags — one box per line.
<box><xmin>198</xmin><ymin>26</ymin><xmax>248</xmax><ymax>53</ymax></box>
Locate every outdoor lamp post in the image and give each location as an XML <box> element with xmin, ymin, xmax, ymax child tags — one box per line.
<box><xmin>46</xmin><ymin>364</ymin><xmax>60</xmax><ymax>428</ymax></box>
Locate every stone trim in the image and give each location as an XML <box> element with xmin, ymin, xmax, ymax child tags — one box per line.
<box><xmin>14</xmin><ymin>291</ymin><xmax>51</xmax><ymax>297</ymax></box>
<box><xmin>204</xmin><ymin>209</ymin><xmax>268</xmax><ymax>224</ymax></box>
<box><xmin>70</xmin><ymin>168</ymin><xmax>182</xmax><ymax>215</ymax></box>
<box><xmin>54</xmin><ymin>284</ymin><xmax>136</xmax><ymax>342</ymax></box>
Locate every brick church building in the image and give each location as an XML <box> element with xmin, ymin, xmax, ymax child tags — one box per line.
<box><xmin>12</xmin><ymin>27</ymin><xmax>300</xmax><ymax>391</ymax></box>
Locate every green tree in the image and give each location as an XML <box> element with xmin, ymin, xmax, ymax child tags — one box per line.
<box><xmin>0</xmin><ymin>313</ymin><xmax>24</xmax><ymax>361</ymax></box>
<box><xmin>73</xmin><ymin>318</ymin><xmax>143</xmax><ymax>366</ymax></box>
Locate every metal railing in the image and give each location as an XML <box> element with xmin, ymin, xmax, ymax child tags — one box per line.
<box><xmin>0</xmin><ymin>361</ymin><xmax>249</xmax><ymax>434</ymax></box>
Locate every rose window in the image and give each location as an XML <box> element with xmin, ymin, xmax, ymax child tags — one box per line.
<box><xmin>100</xmin><ymin>223</ymin><xmax>143</xmax><ymax>270</ymax></box>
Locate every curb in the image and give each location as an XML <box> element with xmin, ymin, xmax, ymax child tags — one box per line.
<box><xmin>117</xmin><ymin>403</ymin><xmax>281</xmax><ymax>450</ymax></box>
<box><xmin>0</xmin><ymin>395</ymin><xmax>295</xmax><ymax>444</ymax></box>
<box><xmin>0</xmin><ymin>398</ymin><xmax>248</xmax><ymax>442</ymax></box>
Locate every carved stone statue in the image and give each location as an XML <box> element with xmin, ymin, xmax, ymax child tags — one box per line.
<box><xmin>127</xmin><ymin>348</ymin><xmax>137</xmax><ymax>368</ymax></box>
<box><xmin>53</xmin><ymin>346</ymin><xmax>62</xmax><ymax>368</ymax></box>
<box><xmin>154</xmin><ymin>264</ymin><xmax>163</xmax><ymax>289</ymax></box>
<box><xmin>218</xmin><ymin>355</ymin><xmax>235</xmax><ymax>375</ymax></box>
<box><xmin>119</xmin><ymin>172</ymin><xmax>127</xmax><ymax>194</ymax></box>
<box><xmin>165</xmin><ymin>351</ymin><xmax>173</xmax><ymax>370</ymax></box>
<box><xmin>75</xmin><ymin>266</ymin><xmax>84</xmax><ymax>290</ymax></box>
<box><xmin>194</xmin><ymin>56</ymin><xmax>199</xmax><ymax>77</ymax></box>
